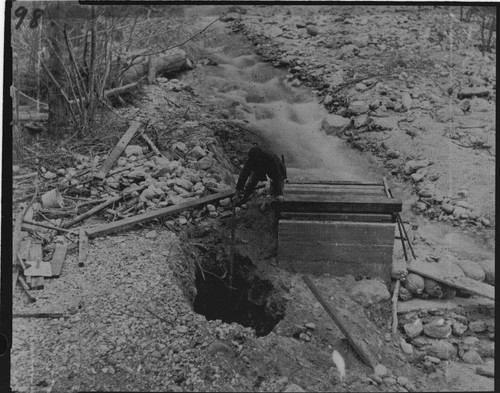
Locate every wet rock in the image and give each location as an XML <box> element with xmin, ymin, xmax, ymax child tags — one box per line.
<box><xmin>426</xmin><ymin>340</ymin><xmax>457</xmax><ymax>360</ymax></box>
<box><xmin>321</xmin><ymin>114</ymin><xmax>351</xmax><ymax>135</ymax></box>
<box><xmin>348</xmin><ymin>278</ymin><xmax>390</xmax><ymax>307</ymax></box>
<box><xmin>423</xmin><ymin>319</ymin><xmax>452</xmax><ymax>339</ymax></box>
<box><xmin>404</xmin><ymin>318</ymin><xmax>423</xmax><ymax>338</ymax></box>
<box><xmin>187</xmin><ymin>146</ymin><xmax>207</xmax><ymax>160</ymax></box>
<box><xmin>461</xmin><ymin>349</ymin><xmax>483</xmax><ymax>365</ymax></box>
<box><xmin>452</xmin><ymin>322</ymin><xmax>468</xmax><ymax>336</ymax></box>
<box><xmin>125</xmin><ymin>145</ymin><xmax>143</xmax><ymax>157</ymax></box>
<box><xmin>348</xmin><ymin>101</ymin><xmax>369</xmax><ymax>114</ymax></box>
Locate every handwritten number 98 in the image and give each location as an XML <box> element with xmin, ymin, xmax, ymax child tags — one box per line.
<box><xmin>14</xmin><ymin>6</ymin><xmax>43</xmax><ymax>30</ymax></box>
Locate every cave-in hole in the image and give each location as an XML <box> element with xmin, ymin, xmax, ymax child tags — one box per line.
<box><xmin>193</xmin><ymin>254</ymin><xmax>286</xmax><ymax>337</ymax></box>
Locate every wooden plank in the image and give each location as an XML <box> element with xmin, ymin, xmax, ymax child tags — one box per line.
<box><xmin>285</xmin><ymin>184</ymin><xmax>384</xmax><ymax>191</ymax></box>
<box><xmin>279</xmin><ymin>221</ymin><xmax>395</xmax><ymax>245</ymax></box>
<box><xmin>86</xmin><ymin>189</ymin><xmax>235</xmax><ymax>239</ymax></box>
<box><xmin>282</xmin><ymin>257</ymin><xmax>392</xmax><ymax>282</ymax></box>
<box><xmin>285</xmin><ymin>188</ymin><xmax>386</xmax><ymax>197</ymax></box>
<box><xmin>27</xmin><ymin>242</ymin><xmax>44</xmax><ymax>290</ymax></box>
<box><xmin>78</xmin><ymin>229</ymin><xmax>89</xmax><ymax>267</ymax></box>
<box><xmin>281</xmin><ymin>197</ymin><xmax>402</xmax><ymax>214</ymax></box>
<box><xmin>408</xmin><ymin>260</ymin><xmax>495</xmax><ymax>300</ymax></box>
<box><xmin>302</xmin><ymin>275</ymin><xmax>379</xmax><ymax>368</ymax></box>
<box><xmin>94</xmin><ymin>121</ymin><xmax>144</xmax><ymax>181</ymax></box>
<box><xmin>280</xmin><ymin>212</ymin><xmax>394</xmax><ymax>222</ymax></box>
<box><xmin>284</xmin><ymin>193</ymin><xmax>397</xmax><ymax>204</ymax></box>
<box><xmin>288</xmin><ymin>180</ymin><xmax>383</xmax><ymax>186</ymax></box>
<box><xmin>50</xmin><ymin>244</ymin><xmax>68</xmax><ymax>277</ymax></box>
<box><xmin>278</xmin><ymin>242</ymin><xmax>393</xmax><ymax>264</ymax></box>
<box><xmin>24</xmin><ymin>262</ymin><xmax>52</xmax><ymax>277</ymax></box>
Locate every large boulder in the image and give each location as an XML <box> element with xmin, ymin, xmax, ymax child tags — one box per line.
<box><xmin>423</xmin><ymin>319</ymin><xmax>452</xmax><ymax>339</ymax></box>
<box><xmin>476</xmin><ymin>259</ymin><xmax>495</xmax><ymax>285</ymax></box>
<box><xmin>453</xmin><ymin>260</ymin><xmax>485</xmax><ymax>282</ymax></box>
<box><xmin>125</xmin><ymin>145</ymin><xmax>144</xmax><ymax>158</ymax></box>
<box><xmin>435</xmin><ymin>106</ymin><xmax>464</xmax><ymax>122</ymax></box>
<box><xmin>404</xmin><ymin>159</ymin><xmax>430</xmax><ymax>175</ymax></box>
<box><xmin>348</xmin><ymin>278</ymin><xmax>390</xmax><ymax>307</ymax></box>
<box><xmin>187</xmin><ymin>146</ymin><xmax>207</xmax><ymax>160</ymax></box>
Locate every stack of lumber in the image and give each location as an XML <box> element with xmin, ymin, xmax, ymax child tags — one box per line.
<box><xmin>278</xmin><ymin>181</ymin><xmax>402</xmax><ymax>282</ymax></box>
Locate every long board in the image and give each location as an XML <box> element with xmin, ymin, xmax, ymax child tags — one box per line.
<box><xmin>408</xmin><ymin>260</ymin><xmax>495</xmax><ymax>300</ymax></box>
<box><xmin>303</xmin><ymin>275</ymin><xmax>379</xmax><ymax>368</ymax></box>
<box><xmin>281</xmin><ymin>196</ymin><xmax>402</xmax><ymax>214</ymax></box>
<box><xmin>280</xmin><ymin>212</ymin><xmax>394</xmax><ymax>223</ymax></box>
<box><xmin>86</xmin><ymin>189</ymin><xmax>234</xmax><ymax>239</ymax></box>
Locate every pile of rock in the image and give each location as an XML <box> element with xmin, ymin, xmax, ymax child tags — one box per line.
<box><xmin>398</xmin><ymin>309</ymin><xmax>494</xmax><ymax>373</ymax></box>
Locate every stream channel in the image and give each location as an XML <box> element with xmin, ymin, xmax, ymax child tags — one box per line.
<box><xmin>183</xmin><ymin>23</ymin><xmax>495</xmax><ymax>265</ymax></box>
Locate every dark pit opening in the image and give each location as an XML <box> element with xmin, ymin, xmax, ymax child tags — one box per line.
<box><xmin>193</xmin><ymin>253</ymin><xmax>286</xmax><ymax>337</ymax></box>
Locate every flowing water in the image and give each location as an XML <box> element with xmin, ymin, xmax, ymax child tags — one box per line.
<box><xmin>184</xmin><ymin>24</ymin><xmax>495</xmax><ymax>261</ymax></box>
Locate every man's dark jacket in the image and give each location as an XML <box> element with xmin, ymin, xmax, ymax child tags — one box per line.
<box><xmin>236</xmin><ymin>147</ymin><xmax>287</xmax><ymax>196</ymax></box>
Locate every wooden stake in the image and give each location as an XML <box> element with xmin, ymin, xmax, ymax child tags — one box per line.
<box><xmin>392</xmin><ymin>279</ymin><xmax>401</xmax><ymax>336</ymax></box>
<box><xmin>78</xmin><ymin>229</ymin><xmax>89</xmax><ymax>267</ymax></box>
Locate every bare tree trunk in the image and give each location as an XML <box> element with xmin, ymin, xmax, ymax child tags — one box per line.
<box><xmin>46</xmin><ymin>3</ymin><xmax>69</xmax><ymax>136</ymax></box>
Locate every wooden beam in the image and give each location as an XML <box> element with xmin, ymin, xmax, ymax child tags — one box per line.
<box><xmin>279</xmin><ymin>220</ymin><xmax>395</xmax><ymax>245</ymax></box>
<box><xmin>408</xmin><ymin>260</ymin><xmax>494</xmax><ymax>300</ymax></box>
<box><xmin>280</xmin><ymin>212</ymin><xmax>393</xmax><ymax>223</ymax></box>
<box><xmin>86</xmin><ymin>189</ymin><xmax>234</xmax><ymax>239</ymax></box>
<box><xmin>281</xmin><ymin>196</ymin><xmax>402</xmax><ymax>214</ymax></box>
<box><xmin>50</xmin><ymin>244</ymin><xmax>68</xmax><ymax>277</ymax></box>
<box><xmin>27</xmin><ymin>242</ymin><xmax>44</xmax><ymax>290</ymax></box>
<box><xmin>302</xmin><ymin>275</ymin><xmax>379</xmax><ymax>369</ymax></box>
<box><xmin>93</xmin><ymin>121</ymin><xmax>144</xmax><ymax>181</ymax></box>
<box><xmin>287</xmin><ymin>180</ymin><xmax>383</xmax><ymax>186</ymax></box>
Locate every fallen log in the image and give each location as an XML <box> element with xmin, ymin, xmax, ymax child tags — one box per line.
<box><xmin>408</xmin><ymin>260</ymin><xmax>494</xmax><ymax>300</ymax></box>
<box><xmin>121</xmin><ymin>49</ymin><xmax>189</xmax><ymax>85</ymax></box>
<box><xmin>94</xmin><ymin>121</ymin><xmax>144</xmax><ymax>181</ymax></box>
<box><xmin>302</xmin><ymin>275</ymin><xmax>379</xmax><ymax>369</ymax></box>
<box><xmin>86</xmin><ymin>189</ymin><xmax>234</xmax><ymax>239</ymax></box>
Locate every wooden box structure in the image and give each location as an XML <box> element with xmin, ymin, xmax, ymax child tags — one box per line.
<box><xmin>278</xmin><ymin>181</ymin><xmax>402</xmax><ymax>283</ymax></box>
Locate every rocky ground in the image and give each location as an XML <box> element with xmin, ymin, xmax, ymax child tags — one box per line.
<box><xmin>11</xmin><ymin>5</ymin><xmax>495</xmax><ymax>393</ymax></box>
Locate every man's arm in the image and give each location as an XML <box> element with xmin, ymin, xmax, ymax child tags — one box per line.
<box><xmin>236</xmin><ymin>160</ymin><xmax>252</xmax><ymax>192</ymax></box>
